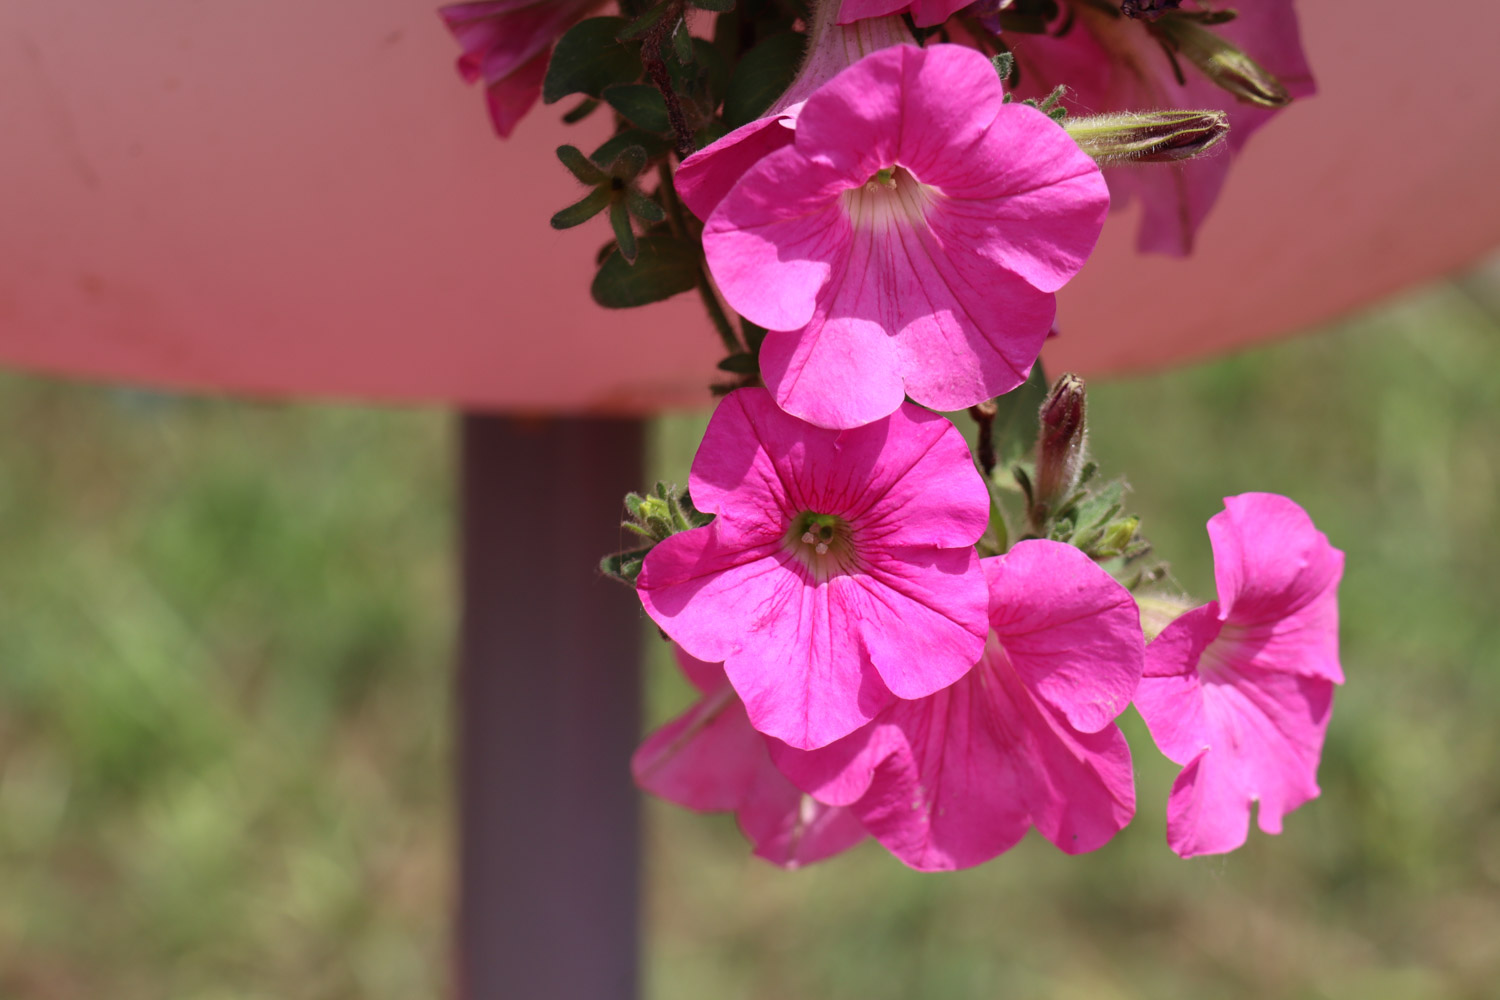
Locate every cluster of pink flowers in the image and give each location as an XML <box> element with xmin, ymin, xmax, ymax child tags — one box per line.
<box><xmin>440</xmin><ymin>0</ymin><xmax>1339</xmax><ymax>870</ymax></box>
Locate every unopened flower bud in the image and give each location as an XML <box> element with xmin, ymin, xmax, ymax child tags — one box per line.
<box><xmin>1034</xmin><ymin>373</ymin><xmax>1088</xmax><ymax>512</ymax></box>
<box><xmin>1121</xmin><ymin>0</ymin><xmax>1181</xmax><ymax>20</ymax></box>
<box><xmin>1064</xmin><ymin>109</ymin><xmax>1229</xmax><ymax>166</ymax></box>
<box><xmin>1150</xmin><ymin>16</ymin><xmax>1291</xmax><ymax>108</ymax></box>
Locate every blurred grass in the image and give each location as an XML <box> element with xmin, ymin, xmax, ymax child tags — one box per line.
<box><xmin>1</xmin><ymin>262</ymin><xmax>1498</xmax><ymax>998</ymax></box>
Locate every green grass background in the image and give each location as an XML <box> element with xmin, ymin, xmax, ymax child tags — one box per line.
<box><xmin>1</xmin><ymin>265</ymin><xmax>1497</xmax><ymax>998</ymax></box>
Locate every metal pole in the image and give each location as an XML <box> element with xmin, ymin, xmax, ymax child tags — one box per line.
<box><xmin>457</xmin><ymin>414</ymin><xmax>644</xmax><ymax>1000</ymax></box>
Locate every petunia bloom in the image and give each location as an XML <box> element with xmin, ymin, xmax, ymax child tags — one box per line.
<box><xmin>1133</xmin><ymin>493</ymin><xmax>1343</xmax><ymax>858</ymax></box>
<box><xmin>1005</xmin><ymin>0</ymin><xmax>1315</xmax><ymax>253</ymax></box>
<box><xmin>689</xmin><ymin>43</ymin><xmax>1109</xmax><ymax>429</ymax></box>
<box><xmin>636</xmin><ymin>387</ymin><xmax>991</xmax><ymax>751</ymax></box>
<box><xmin>771</xmin><ymin>541</ymin><xmax>1144</xmax><ymax>871</ymax></box>
<box><xmin>438</xmin><ymin>0</ymin><xmax>598</xmax><ymax>138</ymax></box>
<box><xmin>633</xmin><ymin>646</ymin><xmax>867</xmax><ymax>869</ymax></box>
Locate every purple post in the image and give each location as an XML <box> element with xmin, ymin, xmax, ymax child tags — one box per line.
<box><xmin>457</xmin><ymin>414</ymin><xmax>644</xmax><ymax>1000</ymax></box>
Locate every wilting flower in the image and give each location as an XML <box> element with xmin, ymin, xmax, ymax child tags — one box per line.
<box><xmin>1133</xmin><ymin>493</ymin><xmax>1343</xmax><ymax>858</ymax></box>
<box><xmin>633</xmin><ymin>647</ymin><xmax>867</xmax><ymax>868</ymax></box>
<box><xmin>636</xmin><ymin>387</ymin><xmax>990</xmax><ymax>750</ymax></box>
<box><xmin>1005</xmin><ymin>0</ymin><xmax>1315</xmax><ymax>253</ymax></box>
<box><xmin>439</xmin><ymin>0</ymin><xmax>598</xmax><ymax>138</ymax></box>
<box><xmin>688</xmin><ymin>43</ymin><xmax>1108</xmax><ymax>429</ymax></box>
<box><xmin>771</xmin><ymin>542</ymin><xmax>1144</xmax><ymax>871</ymax></box>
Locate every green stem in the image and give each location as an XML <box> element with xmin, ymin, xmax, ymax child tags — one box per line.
<box><xmin>657</xmin><ymin>162</ymin><xmax>744</xmax><ymax>356</ymax></box>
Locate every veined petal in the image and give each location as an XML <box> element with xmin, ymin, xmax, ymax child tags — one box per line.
<box><xmin>632</xmin><ymin>677</ymin><xmax>764</xmax><ymax>813</ymax></box>
<box><xmin>849</xmin><ymin>546</ymin><xmax>989</xmax><ymax>700</ymax></box>
<box><xmin>482</xmin><ymin>49</ymin><xmax>548</xmax><ymax>138</ymax></box>
<box><xmin>741</xmin><ymin>781</ymin><xmax>868</xmax><ymax>869</ymax></box>
<box><xmin>760</xmin><ymin>302</ymin><xmax>907</xmax><ymax>430</ymax></box>
<box><xmin>984</xmin><ymin>541</ymin><xmax>1144</xmax><ymax>734</ymax></box>
<box><xmin>1139</xmin><ymin>609</ymin><xmax>1335</xmax><ymax>858</ymax></box>
<box><xmin>1136</xmin><ymin>604</ymin><xmax>1220</xmax><ymax>765</ymax></box>
<box><xmin>676</xmin><ymin>116</ymin><xmax>796</xmax><ymax>222</ymax></box>
<box><xmin>922</xmin><ymin>105</ymin><xmax>1110</xmax><ymax>294</ymax></box>
<box><xmin>724</xmin><ymin>569</ymin><xmax>896</xmax><ymax>749</ymax></box>
<box><xmin>775</xmin><ymin>634</ymin><xmax>1134</xmax><ymax>871</ymax></box>
<box><xmin>637</xmin><ymin>528</ymin><xmax>799</xmax><ymax>664</ymax></box>
<box><xmin>1162</xmin><ymin>663</ymin><xmax>1334</xmax><ymax>858</ymax></box>
<box><xmin>635</xmin><ymin>651</ymin><xmax>867</xmax><ymax>868</ymax></box>
<box><xmin>1209</xmin><ymin>494</ymin><xmax>1344</xmax><ymax>684</ymax></box>
<box><xmin>705</xmin><ymin>147</ymin><xmax>851</xmax><ymax>332</ymax></box>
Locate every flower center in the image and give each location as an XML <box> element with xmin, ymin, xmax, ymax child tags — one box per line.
<box><xmin>842</xmin><ymin>165</ymin><xmax>936</xmax><ymax>230</ymax></box>
<box><xmin>785</xmin><ymin>511</ymin><xmax>856</xmax><ymax>579</ymax></box>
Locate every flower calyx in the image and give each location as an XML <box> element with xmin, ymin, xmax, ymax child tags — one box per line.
<box><xmin>550</xmin><ymin>143</ymin><xmax>666</xmax><ymax>264</ymax></box>
<box><xmin>601</xmin><ymin>482</ymin><xmax>714</xmax><ymax>585</ymax></box>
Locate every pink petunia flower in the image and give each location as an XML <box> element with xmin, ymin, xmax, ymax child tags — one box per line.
<box><xmin>771</xmin><ymin>541</ymin><xmax>1145</xmax><ymax>871</ymax></box>
<box><xmin>1133</xmin><ymin>493</ymin><xmax>1343</xmax><ymax>858</ymax></box>
<box><xmin>688</xmin><ymin>43</ymin><xmax>1109</xmax><ymax>429</ymax></box>
<box><xmin>438</xmin><ymin>0</ymin><xmax>599</xmax><ymax>138</ymax></box>
<box><xmin>636</xmin><ymin>387</ymin><xmax>991</xmax><ymax>751</ymax></box>
<box><xmin>1006</xmin><ymin>1</ymin><xmax>1315</xmax><ymax>254</ymax></box>
<box><xmin>633</xmin><ymin>646</ymin><xmax>868</xmax><ymax>869</ymax></box>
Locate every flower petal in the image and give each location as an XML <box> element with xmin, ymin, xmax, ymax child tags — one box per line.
<box><xmin>920</xmin><ymin>103</ymin><xmax>1110</xmax><ymax>294</ymax></box>
<box><xmin>774</xmin><ymin>634</ymin><xmax>1135</xmax><ymax>871</ymax></box>
<box><xmin>1140</xmin><ymin>612</ymin><xmax>1335</xmax><ymax>858</ymax></box>
<box><xmin>634</xmin><ymin>651</ymin><xmax>868</xmax><ymax>867</ymax></box>
<box><xmin>741</xmin><ymin>783</ymin><xmax>868</xmax><ymax>869</ymax></box>
<box><xmin>1135</xmin><ymin>604</ymin><xmax>1220</xmax><ymax>766</ymax></box>
<box><xmin>636</xmin><ymin>527</ymin><xmax>798</xmax><ymax>664</ymax></box>
<box><xmin>853</xmin><ymin>547</ymin><xmax>989</xmax><ymax>700</ymax></box>
<box><xmin>1209</xmin><ymin>493</ymin><xmax>1344</xmax><ymax>682</ymax></box>
<box><xmin>984</xmin><ymin>541</ymin><xmax>1145</xmax><ymax>733</ymax></box>
<box><xmin>704</xmin><ymin>146</ymin><xmax>851</xmax><ymax>332</ymax></box>
<box><xmin>675</xmin><ymin>116</ymin><xmax>796</xmax><ymax>222</ymax></box>
<box><xmin>632</xmin><ymin>681</ymin><xmax>763</xmax><ymax>813</ymax></box>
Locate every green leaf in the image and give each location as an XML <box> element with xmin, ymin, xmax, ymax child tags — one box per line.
<box><xmin>556</xmin><ymin>145</ymin><xmax>606</xmax><ymax>184</ymax></box>
<box><xmin>604</xmin><ymin>144</ymin><xmax>648</xmax><ymax>181</ymax></box>
<box><xmin>991</xmin><ymin>363</ymin><xmax>1050</xmax><ymax>469</ymax></box>
<box><xmin>672</xmin><ymin>19</ymin><xmax>694</xmax><ymax>64</ymax></box>
<box><xmin>691</xmin><ymin>0</ymin><xmax>736</xmax><ymax>11</ymax></box>
<box><xmin>626</xmin><ymin>189</ymin><xmax>666</xmax><ymax>223</ymax></box>
<box><xmin>603</xmin><ymin>83</ymin><xmax>672</xmax><ymax>134</ymax></box>
<box><xmin>741</xmin><ymin>319</ymin><xmax>768</xmax><ymax>355</ymax></box>
<box><xmin>592</xmin><ymin>235</ymin><xmax>700</xmax><ymax>308</ymax></box>
<box><xmin>617</xmin><ymin>1</ymin><xmax>672</xmax><ymax>41</ymax></box>
<box><xmin>549</xmin><ymin>186</ymin><xmax>612</xmax><ymax>230</ymax></box>
<box><xmin>991</xmin><ymin>51</ymin><xmax>1015</xmax><ymax>81</ymax></box>
<box><xmin>542</xmin><ymin>18</ymin><xmax>642</xmax><ymax>104</ymax></box>
<box><xmin>716</xmin><ymin>352</ymin><xmax>759</xmax><ymax>375</ymax></box>
<box><xmin>561</xmin><ymin>97</ymin><xmax>601</xmax><ymax>124</ymax></box>
<box><xmin>591</xmin><ymin>129</ymin><xmax>673</xmax><ymax>168</ymax></box>
<box><xmin>723</xmin><ymin>31</ymin><xmax>806</xmax><ymax>128</ymax></box>
<box><xmin>609</xmin><ymin>200</ymin><xmax>639</xmax><ymax>264</ymax></box>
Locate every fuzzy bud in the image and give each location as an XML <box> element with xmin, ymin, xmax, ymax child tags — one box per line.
<box><xmin>1150</xmin><ymin>16</ymin><xmax>1292</xmax><ymax>108</ymax></box>
<box><xmin>1064</xmin><ymin>109</ymin><xmax>1229</xmax><ymax>166</ymax></box>
<box><xmin>1034</xmin><ymin>373</ymin><xmax>1088</xmax><ymax>513</ymax></box>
